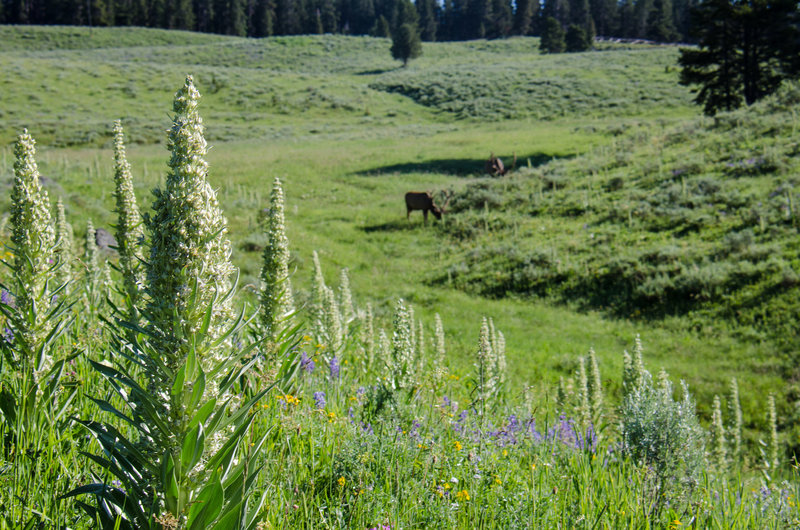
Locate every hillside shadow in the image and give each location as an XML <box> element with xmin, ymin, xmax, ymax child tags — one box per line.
<box><xmin>357</xmin><ymin>153</ymin><xmax>563</xmax><ymax>178</ymax></box>
<box><xmin>361</xmin><ymin>219</ymin><xmax>435</xmax><ymax>232</ymax></box>
<box><xmin>355</xmin><ymin>68</ymin><xmax>395</xmax><ymax>76</ymax></box>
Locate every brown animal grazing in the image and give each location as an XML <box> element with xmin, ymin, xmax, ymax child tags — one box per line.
<box><xmin>485</xmin><ymin>152</ymin><xmax>517</xmax><ymax>176</ymax></box>
<box><xmin>405</xmin><ymin>191</ymin><xmax>452</xmax><ymax>224</ymax></box>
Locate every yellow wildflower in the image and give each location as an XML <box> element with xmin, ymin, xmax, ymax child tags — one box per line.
<box><xmin>337</xmin><ymin>477</ymin><xmax>346</xmax><ymax>487</ymax></box>
<box><xmin>455</xmin><ymin>489</ymin><xmax>470</xmax><ymax>502</ymax></box>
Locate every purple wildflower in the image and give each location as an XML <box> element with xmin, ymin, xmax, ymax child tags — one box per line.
<box><xmin>3</xmin><ymin>327</ymin><xmax>13</xmax><ymax>344</ymax></box>
<box><xmin>526</xmin><ymin>418</ymin><xmax>543</xmax><ymax>443</ymax></box>
<box><xmin>1</xmin><ymin>290</ymin><xmax>12</xmax><ymax>307</ymax></box>
<box><xmin>578</xmin><ymin>423</ymin><xmax>598</xmax><ymax>453</ymax></box>
<box><xmin>313</xmin><ymin>391</ymin><xmax>326</xmax><ymax>409</ymax></box>
<box><xmin>300</xmin><ymin>351</ymin><xmax>315</xmax><ymax>373</ymax></box>
<box><xmin>547</xmin><ymin>415</ymin><xmax>581</xmax><ymax>449</ymax></box>
<box><xmin>329</xmin><ymin>356</ymin><xmax>340</xmax><ymax>380</ymax></box>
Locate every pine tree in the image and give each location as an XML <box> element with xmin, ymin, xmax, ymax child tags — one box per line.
<box><xmin>616</xmin><ymin>0</ymin><xmax>636</xmax><ymax>37</ymax></box>
<box><xmin>541</xmin><ymin>0</ymin><xmax>569</xmax><ymax>27</ymax></box>
<box><xmin>489</xmin><ymin>0</ymin><xmax>512</xmax><ymax>37</ymax></box>
<box><xmin>589</xmin><ymin>0</ymin><xmax>616</xmax><ymax>36</ymax></box>
<box><xmin>391</xmin><ymin>22</ymin><xmax>422</xmax><ymax>65</ymax></box>
<box><xmin>350</xmin><ymin>0</ymin><xmax>376</xmax><ymax>33</ymax></box>
<box><xmin>512</xmin><ymin>0</ymin><xmax>535</xmax><ymax>35</ymax></box>
<box><xmin>320</xmin><ymin>0</ymin><xmax>337</xmax><ymax>31</ymax></box>
<box><xmin>568</xmin><ymin>0</ymin><xmax>591</xmax><ymax>32</ymax></box>
<box><xmin>416</xmin><ymin>0</ymin><xmax>437</xmax><ymax>40</ymax></box>
<box><xmin>632</xmin><ymin>0</ymin><xmax>653</xmax><ymax>37</ymax></box>
<box><xmin>373</xmin><ymin>14</ymin><xmax>392</xmax><ymax>36</ymax></box>
<box><xmin>440</xmin><ymin>0</ymin><xmax>457</xmax><ymax>39</ymax></box>
<box><xmin>678</xmin><ymin>0</ymin><xmax>741</xmax><ymax>114</ymax></box>
<box><xmin>276</xmin><ymin>0</ymin><xmax>301</xmax><ymax>33</ymax></box>
<box><xmin>393</xmin><ymin>0</ymin><xmax>419</xmax><ymax>28</ymax></box>
<box><xmin>195</xmin><ymin>0</ymin><xmax>216</xmax><ymax>32</ymax></box>
<box><xmin>565</xmin><ymin>23</ymin><xmax>591</xmax><ymax>51</ymax></box>
<box><xmin>251</xmin><ymin>0</ymin><xmax>275</xmax><ymax>35</ymax></box>
<box><xmin>465</xmin><ymin>0</ymin><xmax>491</xmax><ymax>38</ymax></box>
<box><xmin>646</xmin><ymin>0</ymin><xmax>676</xmax><ymax>41</ymax></box>
<box><xmin>167</xmin><ymin>0</ymin><xmax>195</xmax><ymax>28</ymax></box>
<box><xmin>229</xmin><ymin>0</ymin><xmax>247</xmax><ymax>34</ymax></box>
<box><xmin>540</xmin><ymin>17</ymin><xmax>566</xmax><ymax>52</ymax></box>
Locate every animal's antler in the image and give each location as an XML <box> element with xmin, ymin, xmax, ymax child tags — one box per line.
<box><xmin>440</xmin><ymin>189</ymin><xmax>454</xmax><ymax>212</ymax></box>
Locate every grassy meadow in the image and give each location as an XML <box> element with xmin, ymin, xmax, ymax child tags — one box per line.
<box><xmin>1</xmin><ymin>25</ymin><xmax>799</xmax><ymax>528</ymax></box>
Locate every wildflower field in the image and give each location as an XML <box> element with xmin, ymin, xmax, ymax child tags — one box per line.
<box><xmin>1</xmin><ymin>26</ymin><xmax>800</xmax><ymax>529</ymax></box>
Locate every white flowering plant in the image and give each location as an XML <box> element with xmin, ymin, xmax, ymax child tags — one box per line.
<box><xmin>66</xmin><ymin>76</ymin><xmax>300</xmax><ymax>529</ymax></box>
<box><xmin>0</xmin><ymin>130</ymin><xmax>77</xmax><ymax>527</ymax></box>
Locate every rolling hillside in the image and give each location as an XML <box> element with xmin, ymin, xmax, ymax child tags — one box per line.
<box><xmin>0</xmin><ymin>26</ymin><xmax>790</xmax><ymax>445</ymax></box>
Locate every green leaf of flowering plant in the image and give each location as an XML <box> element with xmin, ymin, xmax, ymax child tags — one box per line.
<box><xmin>186</xmin><ymin>469</ymin><xmax>223</xmax><ymax>529</ymax></box>
<box><xmin>211</xmin><ymin>500</ymin><xmax>244</xmax><ymax>530</ymax></box>
<box><xmin>89</xmin><ymin>359</ymin><xmax>173</xmax><ymax>441</ymax></box>
<box><xmin>180</xmin><ymin>423</ymin><xmax>205</xmax><ymax>473</ymax></box>
<box><xmin>187</xmin><ymin>398</ymin><xmax>216</xmax><ymax>431</ymax></box>
<box><xmin>187</xmin><ymin>367</ymin><xmax>206</xmax><ymax>413</ymax></box>
<box><xmin>162</xmin><ymin>451</ymin><xmax>180</xmax><ymax>514</ymax></box>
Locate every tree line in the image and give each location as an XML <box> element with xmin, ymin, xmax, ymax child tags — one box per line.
<box><xmin>0</xmin><ymin>0</ymin><xmax>712</xmax><ymax>43</ymax></box>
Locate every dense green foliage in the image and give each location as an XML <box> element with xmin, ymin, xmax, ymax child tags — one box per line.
<box><xmin>3</xmin><ymin>0</ymin><xmax>789</xmax><ymax>44</ymax></box>
<box><xmin>437</xmin><ymin>84</ymin><xmax>800</xmax><ymax>347</ymax></box>
<box><xmin>679</xmin><ymin>0</ymin><xmax>800</xmax><ymax>115</ymax></box>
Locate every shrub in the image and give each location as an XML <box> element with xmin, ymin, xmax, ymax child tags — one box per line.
<box><xmin>620</xmin><ymin>372</ymin><xmax>705</xmax><ymax>513</ymax></box>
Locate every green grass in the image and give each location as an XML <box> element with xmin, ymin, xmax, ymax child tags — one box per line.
<box><xmin>0</xmin><ymin>25</ymin><xmax>792</xmax><ymax>461</ymax></box>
